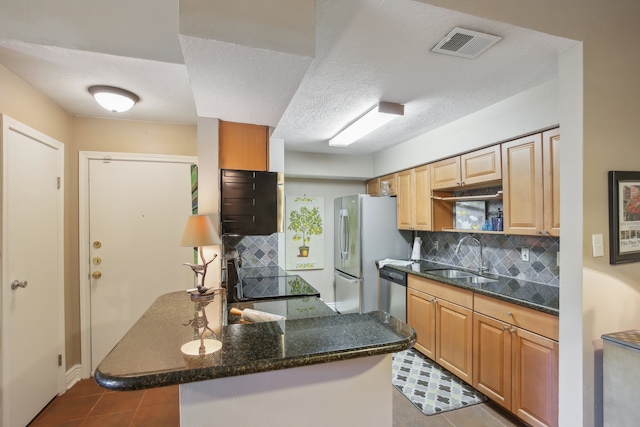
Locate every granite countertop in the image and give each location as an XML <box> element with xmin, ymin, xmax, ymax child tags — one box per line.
<box><xmin>602</xmin><ymin>330</ymin><xmax>640</xmax><ymax>351</ymax></box>
<box><xmin>94</xmin><ymin>291</ymin><xmax>416</xmax><ymax>391</ymax></box>
<box><xmin>230</xmin><ymin>266</ymin><xmax>320</xmax><ymax>302</ymax></box>
<box><xmin>385</xmin><ymin>261</ymin><xmax>559</xmax><ymax>316</ymax></box>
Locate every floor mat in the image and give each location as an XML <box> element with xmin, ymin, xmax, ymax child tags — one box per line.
<box><xmin>392</xmin><ymin>348</ymin><xmax>487</xmax><ymax>415</ymax></box>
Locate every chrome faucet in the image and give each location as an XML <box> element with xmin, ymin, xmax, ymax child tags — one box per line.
<box><xmin>455</xmin><ymin>235</ymin><xmax>488</xmax><ymax>273</ymax></box>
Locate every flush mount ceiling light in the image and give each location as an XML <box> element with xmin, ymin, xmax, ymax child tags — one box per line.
<box><xmin>329</xmin><ymin>102</ymin><xmax>405</xmax><ymax>147</ymax></box>
<box><xmin>88</xmin><ymin>85</ymin><xmax>140</xmax><ymax>113</ymax></box>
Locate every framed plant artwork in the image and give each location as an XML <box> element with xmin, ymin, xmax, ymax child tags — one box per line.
<box><xmin>608</xmin><ymin>171</ymin><xmax>640</xmax><ymax>264</ymax></box>
<box><xmin>285</xmin><ymin>196</ymin><xmax>324</xmax><ymax>270</ymax></box>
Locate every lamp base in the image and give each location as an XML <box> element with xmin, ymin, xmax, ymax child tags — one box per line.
<box><xmin>180</xmin><ymin>339</ymin><xmax>222</xmax><ymax>356</ymax></box>
<box><xmin>189</xmin><ymin>287</ymin><xmax>216</xmax><ymax>301</ymax></box>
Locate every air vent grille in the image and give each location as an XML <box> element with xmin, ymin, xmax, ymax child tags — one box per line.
<box><xmin>431</xmin><ymin>27</ymin><xmax>502</xmax><ymax>59</ymax></box>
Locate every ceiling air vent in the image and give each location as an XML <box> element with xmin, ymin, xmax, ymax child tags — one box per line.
<box><xmin>431</xmin><ymin>27</ymin><xmax>502</xmax><ymax>59</ymax></box>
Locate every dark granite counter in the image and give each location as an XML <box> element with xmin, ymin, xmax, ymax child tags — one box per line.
<box><xmin>386</xmin><ymin>261</ymin><xmax>559</xmax><ymax>316</ymax></box>
<box><xmin>230</xmin><ymin>266</ymin><xmax>320</xmax><ymax>302</ymax></box>
<box><xmin>94</xmin><ymin>291</ymin><xmax>415</xmax><ymax>391</ymax></box>
<box><xmin>602</xmin><ymin>329</ymin><xmax>640</xmax><ymax>350</ymax></box>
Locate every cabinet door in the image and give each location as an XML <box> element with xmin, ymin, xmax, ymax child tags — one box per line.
<box><xmin>435</xmin><ymin>298</ymin><xmax>473</xmax><ymax>384</ymax></box>
<box><xmin>543</xmin><ymin>129</ymin><xmax>560</xmax><ymax>236</ymax></box>
<box><xmin>431</xmin><ymin>156</ymin><xmax>461</xmax><ymax>190</ymax></box>
<box><xmin>380</xmin><ymin>173</ymin><xmax>398</xmax><ymax>196</ymax></box>
<box><xmin>502</xmin><ymin>134</ymin><xmax>544</xmax><ymax>235</ymax></box>
<box><xmin>512</xmin><ymin>328</ymin><xmax>559</xmax><ymax>427</ymax></box>
<box><xmin>413</xmin><ymin>165</ymin><xmax>432</xmax><ymax>231</ymax></box>
<box><xmin>461</xmin><ymin>145</ymin><xmax>502</xmax><ymax>187</ymax></box>
<box><xmin>473</xmin><ymin>312</ymin><xmax>512</xmax><ymax>411</ymax></box>
<box><xmin>366</xmin><ymin>178</ymin><xmax>380</xmax><ymax>196</ymax></box>
<box><xmin>407</xmin><ymin>287</ymin><xmax>436</xmax><ymax>360</ymax></box>
<box><xmin>397</xmin><ymin>169</ymin><xmax>413</xmax><ymax>230</ymax></box>
<box><xmin>219</xmin><ymin>121</ymin><xmax>269</xmax><ymax>171</ymax></box>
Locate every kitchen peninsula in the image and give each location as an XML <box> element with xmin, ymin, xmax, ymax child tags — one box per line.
<box><xmin>94</xmin><ymin>280</ymin><xmax>415</xmax><ymax>426</ymax></box>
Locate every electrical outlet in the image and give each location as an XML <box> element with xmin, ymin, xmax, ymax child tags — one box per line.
<box><xmin>434</xmin><ymin>241</ymin><xmax>439</xmax><ymax>251</ymax></box>
<box><xmin>521</xmin><ymin>247</ymin><xmax>530</xmax><ymax>262</ymax></box>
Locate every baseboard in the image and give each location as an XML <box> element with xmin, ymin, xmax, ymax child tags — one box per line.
<box><xmin>65</xmin><ymin>364</ymin><xmax>83</xmax><ymax>391</ymax></box>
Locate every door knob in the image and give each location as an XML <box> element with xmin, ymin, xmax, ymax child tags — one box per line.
<box><xmin>11</xmin><ymin>280</ymin><xmax>28</xmax><ymax>290</ymax></box>
<box><xmin>92</xmin><ymin>271</ymin><xmax>102</xmax><ymax>279</ymax></box>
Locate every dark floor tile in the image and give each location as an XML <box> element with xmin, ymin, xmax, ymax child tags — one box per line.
<box><xmin>140</xmin><ymin>385</ymin><xmax>179</xmax><ymax>408</ymax></box>
<box><xmin>130</xmin><ymin>404</ymin><xmax>180</xmax><ymax>427</ymax></box>
<box><xmin>29</xmin><ymin>418</ymin><xmax>84</xmax><ymax>427</ymax></box>
<box><xmin>89</xmin><ymin>390</ymin><xmax>145</xmax><ymax>416</ymax></box>
<box><xmin>35</xmin><ymin>395</ymin><xmax>101</xmax><ymax>424</ymax></box>
<box><xmin>63</xmin><ymin>379</ymin><xmax>105</xmax><ymax>398</ymax></box>
<box><xmin>80</xmin><ymin>411</ymin><xmax>135</xmax><ymax>427</ymax></box>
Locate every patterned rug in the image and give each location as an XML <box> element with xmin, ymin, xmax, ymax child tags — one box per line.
<box><xmin>392</xmin><ymin>348</ymin><xmax>487</xmax><ymax>415</ymax></box>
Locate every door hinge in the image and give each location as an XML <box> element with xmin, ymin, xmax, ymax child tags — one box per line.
<box><xmin>57</xmin><ymin>177</ymin><xmax>61</xmax><ymax>189</ymax></box>
<box><xmin>58</xmin><ymin>354</ymin><xmax>62</xmax><ymax>366</ymax></box>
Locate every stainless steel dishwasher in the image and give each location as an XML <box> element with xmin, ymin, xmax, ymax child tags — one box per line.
<box><xmin>378</xmin><ymin>266</ymin><xmax>407</xmax><ymax>323</ymax></box>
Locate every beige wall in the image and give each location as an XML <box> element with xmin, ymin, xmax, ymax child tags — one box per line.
<box><xmin>1</xmin><ymin>65</ymin><xmax>198</xmax><ymax>369</ymax></box>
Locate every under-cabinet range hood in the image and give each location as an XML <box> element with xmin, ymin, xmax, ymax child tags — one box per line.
<box><xmin>220</xmin><ymin>169</ymin><xmax>284</xmax><ymax>236</ymax></box>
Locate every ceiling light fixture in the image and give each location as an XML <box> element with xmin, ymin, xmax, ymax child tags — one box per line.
<box><xmin>329</xmin><ymin>102</ymin><xmax>404</xmax><ymax>147</ymax></box>
<box><xmin>88</xmin><ymin>85</ymin><xmax>140</xmax><ymax>113</ymax></box>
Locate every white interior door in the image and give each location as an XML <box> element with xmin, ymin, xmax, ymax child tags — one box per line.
<box><xmin>1</xmin><ymin>116</ymin><xmax>64</xmax><ymax>427</ymax></box>
<box><xmin>85</xmin><ymin>155</ymin><xmax>196</xmax><ymax>372</ymax></box>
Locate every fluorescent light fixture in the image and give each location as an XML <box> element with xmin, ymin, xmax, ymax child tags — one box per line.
<box><xmin>88</xmin><ymin>85</ymin><xmax>140</xmax><ymax>113</ymax></box>
<box><xmin>329</xmin><ymin>101</ymin><xmax>404</xmax><ymax>147</ymax></box>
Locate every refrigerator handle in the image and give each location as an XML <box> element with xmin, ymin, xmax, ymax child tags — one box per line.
<box><xmin>339</xmin><ymin>208</ymin><xmax>349</xmax><ymax>260</ymax></box>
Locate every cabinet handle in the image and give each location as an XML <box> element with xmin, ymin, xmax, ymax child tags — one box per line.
<box><xmin>509</xmin><ymin>328</ymin><xmax>516</xmax><ymax>334</ymax></box>
<box><xmin>536</xmin><ymin>230</ymin><xmax>542</xmax><ymax>235</ymax></box>
<box><xmin>506</xmin><ymin>311</ymin><xmax>512</xmax><ymax>316</ymax></box>
<box><xmin>543</xmin><ymin>230</ymin><xmax>549</xmax><ymax>235</ymax></box>
<box><xmin>503</xmin><ymin>326</ymin><xmax>509</xmax><ymax>331</ymax></box>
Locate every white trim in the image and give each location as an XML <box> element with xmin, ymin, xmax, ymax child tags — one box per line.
<box><xmin>65</xmin><ymin>364</ymin><xmax>83</xmax><ymax>392</ymax></box>
<box><xmin>79</xmin><ymin>151</ymin><xmax>198</xmax><ymax>378</ymax></box>
<box><xmin>1</xmin><ymin>114</ymin><xmax>65</xmax><ymax>426</ymax></box>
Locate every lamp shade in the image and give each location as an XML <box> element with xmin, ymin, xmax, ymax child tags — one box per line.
<box><xmin>180</xmin><ymin>215</ymin><xmax>221</xmax><ymax>247</ymax></box>
<box><xmin>88</xmin><ymin>85</ymin><xmax>140</xmax><ymax>113</ymax></box>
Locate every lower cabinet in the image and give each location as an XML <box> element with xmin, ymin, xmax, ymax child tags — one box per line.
<box><xmin>407</xmin><ymin>276</ymin><xmax>473</xmax><ymax>384</ymax></box>
<box><xmin>473</xmin><ymin>294</ymin><xmax>559</xmax><ymax>427</ymax></box>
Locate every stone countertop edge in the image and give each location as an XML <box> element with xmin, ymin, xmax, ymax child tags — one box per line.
<box><xmin>94</xmin><ymin>306</ymin><xmax>416</xmax><ymax>392</ymax></box>
<box><xmin>385</xmin><ymin>262</ymin><xmax>559</xmax><ymax>316</ymax></box>
<box><xmin>602</xmin><ymin>329</ymin><xmax>640</xmax><ymax>351</ymax></box>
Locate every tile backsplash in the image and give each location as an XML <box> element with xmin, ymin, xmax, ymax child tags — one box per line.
<box><xmin>223</xmin><ymin>234</ymin><xmax>279</xmax><ymax>268</ymax></box>
<box><xmin>415</xmin><ymin>231</ymin><xmax>560</xmax><ymax>286</ymax></box>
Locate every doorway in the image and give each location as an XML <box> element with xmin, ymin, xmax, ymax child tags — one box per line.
<box><xmin>79</xmin><ymin>152</ymin><xmax>197</xmax><ymax>376</ymax></box>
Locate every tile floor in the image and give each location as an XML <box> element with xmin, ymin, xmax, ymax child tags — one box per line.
<box><xmin>29</xmin><ymin>378</ymin><xmax>525</xmax><ymax>427</ymax></box>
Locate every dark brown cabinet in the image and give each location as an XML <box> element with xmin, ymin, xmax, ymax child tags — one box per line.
<box><xmin>220</xmin><ymin>169</ymin><xmax>283</xmax><ymax>235</ymax></box>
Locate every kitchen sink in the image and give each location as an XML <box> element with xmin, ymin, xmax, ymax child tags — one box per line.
<box><xmin>425</xmin><ymin>269</ymin><xmax>498</xmax><ymax>284</ymax></box>
<box><xmin>427</xmin><ymin>269</ymin><xmax>475</xmax><ymax>279</ymax></box>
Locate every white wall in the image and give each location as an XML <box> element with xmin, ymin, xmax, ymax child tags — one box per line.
<box><xmin>372</xmin><ymin>80</ymin><xmax>560</xmax><ymax>176</ymax></box>
<box><xmin>284</xmin><ymin>177</ymin><xmax>365</xmax><ymax>303</ymax></box>
<box><xmin>285</xmin><ymin>150</ymin><xmax>373</xmax><ymax>179</ymax></box>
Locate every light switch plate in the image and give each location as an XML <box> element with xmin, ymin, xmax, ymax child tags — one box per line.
<box><xmin>592</xmin><ymin>234</ymin><xmax>604</xmax><ymax>257</ymax></box>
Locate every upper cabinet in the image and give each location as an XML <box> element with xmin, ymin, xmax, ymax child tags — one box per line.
<box><xmin>397</xmin><ymin>165</ymin><xmax>431</xmax><ymax>231</ymax></box>
<box><xmin>431</xmin><ymin>145</ymin><xmax>502</xmax><ymax>190</ymax></box>
<box><xmin>365</xmin><ymin>173</ymin><xmax>398</xmax><ymax>196</ymax></box>
<box><xmin>219</xmin><ymin>120</ymin><xmax>270</xmax><ymax>171</ymax></box>
<box><xmin>502</xmin><ymin>129</ymin><xmax>559</xmax><ymax>236</ymax></box>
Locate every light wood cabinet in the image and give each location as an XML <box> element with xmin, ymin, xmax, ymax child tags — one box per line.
<box><xmin>365</xmin><ymin>178</ymin><xmax>380</xmax><ymax>196</ymax></box>
<box><xmin>219</xmin><ymin>120</ymin><xmax>270</xmax><ymax>171</ymax></box>
<box><xmin>408</xmin><ymin>275</ymin><xmax>473</xmax><ymax>383</ymax></box>
<box><xmin>473</xmin><ymin>294</ymin><xmax>558</xmax><ymax>427</ymax></box>
<box><xmin>397</xmin><ymin>166</ymin><xmax>431</xmax><ymax>231</ymax></box>
<box><xmin>431</xmin><ymin>145</ymin><xmax>502</xmax><ymax>190</ymax></box>
<box><xmin>501</xmin><ymin>129</ymin><xmax>560</xmax><ymax>236</ymax></box>
<box><xmin>365</xmin><ymin>174</ymin><xmax>398</xmax><ymax>196</ymax></box>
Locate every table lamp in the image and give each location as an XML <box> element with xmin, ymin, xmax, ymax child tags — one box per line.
<box><xmin>180</xmin><ymin>214</ymin><xmax>221</xmax><ymax>298</ymax></box>
<box><xmin>180</xmin><ymin>214</ymin><xmax>223</xmax><ymax>355</ymax></box>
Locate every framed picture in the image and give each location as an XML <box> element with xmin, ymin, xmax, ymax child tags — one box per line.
<box><xmin>608</xmin><ymin>171</ymin><xmax>640</xmax><ymax>264</ymax></box>
<box><xmin>285</xmin><ymin>196</ymin><xmax>325</xmax><ymax>270</ymax></box>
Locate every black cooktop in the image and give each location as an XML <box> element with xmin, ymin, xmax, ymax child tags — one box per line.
<box><xmin>236</xmin><ymin>274</ymin><xmax>320</xmax><ymax>301</ymax></box>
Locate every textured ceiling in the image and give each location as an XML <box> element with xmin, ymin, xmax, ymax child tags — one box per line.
<box><xmin>0</xmin><ymin>0</ymin><xmax>576</xmax><ymax>154</ymax></box>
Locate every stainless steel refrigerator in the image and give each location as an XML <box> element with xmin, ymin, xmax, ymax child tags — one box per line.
<box><xmin>334</xmin><ymin>194</ymin><xmax>408</xmax><ymax>314</ymax></box>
